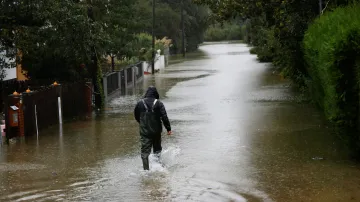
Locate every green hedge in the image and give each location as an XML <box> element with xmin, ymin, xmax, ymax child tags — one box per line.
<box><xmin>303</xmin><ymin>4</ymin><xmax>360</xmax><ymax>126</ymax></box>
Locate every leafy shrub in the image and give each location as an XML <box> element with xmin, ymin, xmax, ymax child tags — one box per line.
<box><xmin>115</xmin><ymin>56</ymin><xmax>139</xmax><ymax>69</ymax></box>
<box><xmin>251</xmin><ymin>26</ymin><xmax>279</xmax><ymax>63</ymax></box>
<box><xmin>155</xmin><ymin>37</ymin><xmax>172</xmax><ymax>55</ymax></box>
<box><xmin>303</xmin><ymin>4</ymin><xmax>360</xmax><ymax>126</ymax></box>
<box><xmin>127</xmin><ymin>33</ymin><xmax>172</xmax><ymax>63</ymax></box>
<box><xmin>204</xmin><ymin>26</ymin><xmax>227</xmax><ymax>41</ymax></box>
<box><xmin>249</xmin><ymin>47</ymin><xmax>258</xmax><ymax>54</ymax></box>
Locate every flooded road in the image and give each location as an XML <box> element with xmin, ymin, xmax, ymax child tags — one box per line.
<box><xmin>1</xmin><ymin>43</ymin><xmax>360</xmax><ymax>201</ymax></box>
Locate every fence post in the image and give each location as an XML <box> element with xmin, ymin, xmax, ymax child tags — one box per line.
<box><xmin>103</xmin><ymin>76</ymin><xmax>108</xmax><ymax>102</ymax></box>
<box><xmin>4</xmin><ymin>94</ymin><xmax>21</xmax><ymax>142</ymax></box>
<box><xmin>4</xmin><ymin>96</ymin><xmax>9</xmax><ymax>144</ymax></box>
<box><xmin>35</xmin><ymin>104</ymin><xmax>38</xmax><ymax>138</ymax></box>
<box><xmin>117</xmin><ymin>71</ymin><xmax>121</xmax><ymax>90</ymax></box>
<box><xmin>142</xmin><ymin>63</ymin><xmax>144</xmax><ymax>79</ymax></box>
<box><xmin>54</xmin><ymin>84</ymin><xmax>63</xmax><ymax>126</ymax></box>
<box><xmin>139</xmin><ymin>62</ymin><xmax>144</xmax><ymax>80</ymax></box>
<box><xmin>18</xmin><ymin>96</ymin><xmax>24</xmax><ymax>137</ymax></box>
<box><xmin>22</xmin><ymin>90</ymin><xmax>38</xmax><ymax>138</ymax></box>
<box><xmin>22</xmin><ymin>92</ymin><xmax>35</xmax><ymax>137</ymax></box>
<box><xmin>131</xmin><ymin>66</ymin><xmax>137</xmax><ymax>87</ymax></box>
<box><xmin>164</xmin><ymin>47</ymin><xmax>169</xmax><ymax>67</ymax></box>
<box><xmin>124</xmin><ymin>68</ymin><xmax>128</xmax><ymax>89</ymax></box>
<box><xmin>85</xmin><ymin>82</ymin><xmax>93</xmax><ymax>115</ymax></box>
<box><xmin>0</xmin><ymin>118</ymin><xmax>1</xmax><ymax>144</ymax></box>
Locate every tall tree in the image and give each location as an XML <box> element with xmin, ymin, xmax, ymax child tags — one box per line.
<box><xmin>2</xmin><ymin>0</ymin><xmax>139</xmax><ymax>109</ymax></box>
<box><xmin>105</xmin><ymin>0</ymin><xmax>138</xmax><ymax>69</ymax></box>
<box><xmin>0</xmin><ymin>0</ymin><xmax>47</xmax><ymax>80</ymax></box>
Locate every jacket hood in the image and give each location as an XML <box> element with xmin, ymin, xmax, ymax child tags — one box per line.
<box><xmin>144</xmin><ymin>86</ymin><xmax>159</xmax><ymax>99</ymax></box>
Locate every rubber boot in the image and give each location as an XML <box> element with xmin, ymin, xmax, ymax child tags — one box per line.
<box><xmin>154</xmin><ymin>152</ymin><xmax>161</xmax><ymax>162</ymax></box>
<box><xmin>142</xmin><ymin>157</ymin><xmax>149</xmax><ymax>170</ymax></box>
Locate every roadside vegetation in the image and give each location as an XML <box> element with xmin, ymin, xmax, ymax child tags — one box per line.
<box><xmin>195</xmin><ymin>0</ymin><xmax>360</xmax><ymax>157</ymax></box>
<box><xmin>0</xmin><ymin>0</ymin><xmax>209</xmax><ymax>108</ymax></box>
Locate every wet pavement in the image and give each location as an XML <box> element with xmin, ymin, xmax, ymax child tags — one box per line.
<box><xmin>1</xmin><ymin>42</ymin><xmax>360</xmax><ymax>201</ymax></box>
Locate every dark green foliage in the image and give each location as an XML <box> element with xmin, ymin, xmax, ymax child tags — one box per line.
<box><xmin>17</xmin><ymin>1</ymin><xmax>94</xmax><ymax>80</ymax></box>
<box><xmin>0</xmin><ymin>0</ymin><xmax>138</xmax><ymax>81</ymax></box>
<box><xmin>104</xmin><ymin>0</ymin><xmax>138</xmax><ymax>59</ymax></box>
<box><xmin>136</xmin><ymin>0</ymin><xmax>209</xmax><ymax>53</ymax></box>
<box><xmin>1</xmin><ymin>0</ymin><xmax>138</xmax><ymax>108</ymax></box>
<box><xmin>0</xmin><ymin>0</ymin><xmax>208</xmax><ymax>109</ymax></box>
<box><xmin>0</xmin><ymin>0</ymin><xmax>209</xmax><ymax>81</ymax></box>
<box><xmin>250</xmin><ymin>26</ymin><xmax>279</xmax><ymax>63</ymax></box>
<box><xmin>0</xmin><ymin>0</ymin><xmax>48</xmax><ymax>79</ymax></box>
<box><xmin>204</xmin><ymin>22</ymin><xmax>244</xmax><ymax>41</ymax></box>
<box><xmin>304</xmin><ymin>4</ymin><xmax>360</xmax><ymax>127</ymax></box>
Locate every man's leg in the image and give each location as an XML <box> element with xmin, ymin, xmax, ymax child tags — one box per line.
<box><xmin>141</xmin><ymin>135</ymin><xmax>152</xmax><ymax>170</ymax></box>
<box><xmin>152</xmin><ymin>134</ymin><xmax>162</xmax><ymax>159</ymax></box>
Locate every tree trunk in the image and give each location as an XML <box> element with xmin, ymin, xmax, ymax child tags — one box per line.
<box><xmin>111</xmin><ymin>55</ymin><xmax>115</xmax><ymax>72</ymax></box>
<box><xmin>87</xmin><ymin>3</ymin><xmax>104</xmax><ymax>110</ymax></box>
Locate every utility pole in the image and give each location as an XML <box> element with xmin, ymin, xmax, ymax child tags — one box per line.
<box><xmin>181</xmin><ymin>0</ymin><xmax>185</xmax><ymax>57</ymax></box>
<box><xmin>86</xmin><ymin>1</ymin><xmax>104</xmax><ymax>109</ymax></box>
<box><xmin>111</xmin><ymin>55</ymin><xmax>115</xmax><ymax>72</ymax></box>
<box><xmin>152</xmin><ymin>0</ymin><xmax>155</xmax><ymax>74</ymax></box>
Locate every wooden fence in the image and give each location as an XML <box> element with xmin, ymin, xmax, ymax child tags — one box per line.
<box><xmin>4</xmin><ymin>81</ymin><xmax>92</xmax><ymax>139</ymax></box>
<box><xmin>0</xmin><ymin>79</ymin><xmax>70</xmax><ymax>113</ymax></box>
<box><xmin>102</xmin><ymin>62</ymin><xmax>144</xmax><ymax>101</ymax></box>
<box><xmin>2</xmin><ymin>61</ymin><xmax>145</xmax><ymax>140</ymax></box>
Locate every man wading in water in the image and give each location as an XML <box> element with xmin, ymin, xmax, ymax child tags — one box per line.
<box><xmin>134</xmin><ymin>86</ymin><xmax>172</xmax><ymax>170</ymax></box>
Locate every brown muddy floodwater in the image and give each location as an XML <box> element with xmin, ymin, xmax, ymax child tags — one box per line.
<box><xmin>1</xmin><ymin>42</ymin><xmax>360</xmax><ymax>202</ymax></box>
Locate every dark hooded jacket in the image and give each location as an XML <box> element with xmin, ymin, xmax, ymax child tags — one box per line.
<box><xmin>134</xmin><ymin>86</ymin><xmax>171</xmax><ymax>135</ymax></box>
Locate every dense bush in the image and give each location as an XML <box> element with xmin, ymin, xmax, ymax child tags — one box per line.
<box><xmin>204</xmin><ymin>22</ymin><xmax>244</xmax><ymax>41</ymax></box>
<box><xmin>250</xmin><ymin>26</ymin><xmax>280</xmax><ymax>63</ymax></box>
<box><xmin>122</xmin><ymin>33</ymin><xmax>172</xmax><ymax>63</ymax></box>
<box><xmin>304</xmin><ymin>4</ymin><xmax>360</xmax><ymax>126</ymax></box>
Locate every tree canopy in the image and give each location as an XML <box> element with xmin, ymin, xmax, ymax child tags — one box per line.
<box><xmin>0</xmin><ymin>0</ymin><xmax>209</xmax><ymax>80</ymax></box>
<box><xmin>0</xmin><ymin>0</ymin><xmax>209</xmax><ymax>108</ymax></box>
